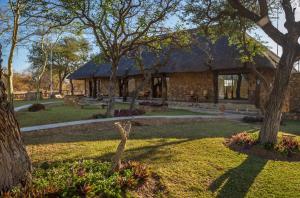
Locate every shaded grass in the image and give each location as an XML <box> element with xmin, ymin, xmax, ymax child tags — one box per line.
<box><xmin>23</xmin><ymin>120</ymin><xmax>300</xmax><ymax>197</ymax></box>
<box><xmin>14</xmin><ymin>99</ymin><xmax>62</xmax><ymax>107</ymax></box>
<box><xmin>16</xmin><ymin>103</ymin><xmax>210</xmax><ymax>127</ymax></box>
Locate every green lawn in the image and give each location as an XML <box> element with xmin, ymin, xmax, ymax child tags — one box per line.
<box><xmin>16</xmin><ymin>103</ymin><xmax>210</xmax><ymax>127</ymax></box>
<box><xmin>23</xmin><ymin>120</ymin><xmax>300</xmax><ymax>197</ymax></box>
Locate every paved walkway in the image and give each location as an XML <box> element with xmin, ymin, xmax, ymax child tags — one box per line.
<box><xmin>20</xmin><ymin>113</ymin><xmax>244</xmax><ymax>132</ymax></box>
<box><xmin>14</xmin><ymin>101</ymin><xmax>63</xmax><ymax>112</ymax></box>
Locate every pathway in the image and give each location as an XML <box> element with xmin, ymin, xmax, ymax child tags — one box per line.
<box><xmin>20</xmin><ymin>113</ymin><xmax>245</xmax><ymax>132</ymax></box>
<box><xmin>14</xmin><ymin>101</ymin><xmax>63</xmax><ymax>112</ymax></box>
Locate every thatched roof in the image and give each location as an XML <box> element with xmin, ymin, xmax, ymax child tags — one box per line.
<box><xmin>69</xmin><ymin>34</ymin><xmax>279</xmax><ymax>80</ymax></box>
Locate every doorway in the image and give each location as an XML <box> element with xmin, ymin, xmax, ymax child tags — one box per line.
<box><xmin>218</xmin><ymin>74</ymin><xmax>249</xmax><ymax>100</ymax></box>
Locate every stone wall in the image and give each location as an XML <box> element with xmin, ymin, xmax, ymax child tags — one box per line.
<box><xmin>167</xmin><ymin>72</ymin><xmax>215</xmax><ymax>102</ymax></box>
<box><xmin>288</xmin><ymin>73</ymin><xmax>300</xmax><ymax>112</ymax></box>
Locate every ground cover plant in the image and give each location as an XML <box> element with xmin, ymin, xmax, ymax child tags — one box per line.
<box><xmin>22</xmin><ymin>120</ymin><xmax>300</xmax><ymax>197</ymax></box>
<box><xmin>7</xmin><ymin>160</ymin><xmax>162</xmax><ymax>197</ymax></box>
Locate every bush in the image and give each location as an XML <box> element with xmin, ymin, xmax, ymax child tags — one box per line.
<box><xmin>92</xmin><ymin>113</ymin><xmax>107</xmax><ymax>119</ymax></box>
<box><xmin>242</xmin><ymin>116</ymin><xmax>263</xmax><ymax>123</ymax></box>
<box><xmin>28</xmin><ymin>103</ymin><xmax>46</xmax><ymax>112</ymax></box>
<box><xmin>114</xmin><ymin>109</ymin><xmax>145</xmax><ymax>117</ymax></box>
<box><xmin>275</xmin><ymin>136</ymin><xmax>299</xmax><ymax>157</ymax></box>
<box><xmin>9</xmin><ymin>160</ymin><xmax>151</xmax><ymax>197</ymax></box>
<box><xmin>228</xmin><ymin>132</ymin><xmax>258</xmax><ymax>148</ymax></box>
<box><xmin>139</xmin><ymin>101</ymin><xmax>168</xmax><ymax>107</ymax></box>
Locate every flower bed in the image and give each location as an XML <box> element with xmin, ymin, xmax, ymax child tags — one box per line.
<box><xmin>226</xmin><ymin>132</ymin><xmax>300</xmax><ymax>160</ymax></box>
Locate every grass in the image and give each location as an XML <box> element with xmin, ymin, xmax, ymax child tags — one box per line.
<box><xmin>23</xmin><ymin>120</ymin><xmax>300</xmax><ymax>197</ymax></box>
<box><xmin>14</xmin><ymin>99</ymin><xmax>62</xmax><ymax>107</ymax></box>
<box><xmin>16</xmin><ymin>103</ymin><xmax>210</xmax><ymax>127</ymax></box>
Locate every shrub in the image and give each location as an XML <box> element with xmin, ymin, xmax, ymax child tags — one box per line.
<box><xmin>229</xmin><ymin>132</ymin><xmax>258</xmax><ymax>148</ymax></box>
<box><xmin>242</xmin><ymin>116</ymin><xmax>263</xmax><ymax>123</ymax></box>
<box><xmin>139</xmin><ymin>101</ymin><xmax>168</xmax><ymax>107</ymax></box>
<box><xmin>28</xmin><ymin>103</ymin><xmax>46</xmax><ymax>112</ymax></box>
<box><xmin>114</xmin><ymin>109</ymin><xmax>145</xmax><ymax>117</ymax></box>
<box><xmin>92</xmin><ymin>113</ymin><xmax>107</xmax><ymax>119</ymax></box>
<box><xmin>8</xmin><ymin>160</ymin><xmax>152</xmax><ymax>197</ymax></box>
<box><xmin>275</xmin><ymin>136</ymin><xmax>299</xmax><ymax>156</ymax></box>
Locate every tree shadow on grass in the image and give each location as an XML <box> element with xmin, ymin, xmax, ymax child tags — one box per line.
<box><xmin>209</xmin><ymin>156</ymin><xmax>267</xmax><ymax>198</ymax></box>
<box><xmin>24</xmin><ymin>121</ymin><xmax>257</xmax><ymax>145</ymax></box>
<box><xmin>32</xmin><ymin>138</ymin><xmax>190</xmax><ymax>167</ymax></box>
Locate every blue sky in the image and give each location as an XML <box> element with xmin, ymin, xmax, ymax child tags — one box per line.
<box><xmin>1</xmin><ymin>2</ymin><xmax>299</xmax><ymax>72</ymax></box>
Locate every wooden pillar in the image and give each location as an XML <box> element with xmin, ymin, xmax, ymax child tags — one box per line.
<box><xmin>150</xmin><ymin>75</ymin><xmax>153</xmax><ymax>99</ymax></box>
<box><xmin>162</xmin><ymin>74</ymin><xmax>167</xmax><ymax>103</ymax></box>
<box><xmin>236</xmin><ymin>74</ymin><xmax>242</xmax><ymax>99</ymax></box>
<box><xmin>89</xmin><ymin>80</ymin><xmax>93</xmax><ymax>97</ymax></box>
<box><xmin>213</xmin><ymin>71</ymin><xmax>219</xmax><ymax>104</ymax></box>
<box><xmin>84</xmin><ymin>79</ymin><xmax>87</xmax><ymax>96</ymax></box>
<box><xmin>92</xmin><ymin>78</ymin><xmax>97</xmax><ymax>98</ymax></box>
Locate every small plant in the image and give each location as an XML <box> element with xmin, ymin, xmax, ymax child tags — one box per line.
<box><xmin>114</xmin><ymin>109</ymin><xmax>145</xmax><ymax>117</ymax></box>
<box><xmin>229</xmin><ymin>132</ymin><xmax>258</xmax><ymax>148</ymax></box>
<box><xmin>139</xmin><ymin>101</ymin><xmax>168</xmax><ymax>107</ymax></box>
<box><xmin>28</xmin><ymin>103</ymin><xmax>46</xmax><ymax>112</ymax></box>
<box><xmin>275</xmin><ymin>136</ymin><xmax>300</xmax><ymax>157</ymax></box>
<box><xmin>242</xmin><ymin>116</ymin><xmax>263</xmax><ymax>123</ymax></box>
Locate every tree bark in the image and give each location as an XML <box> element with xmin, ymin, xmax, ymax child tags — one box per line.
<box><xmin>0</xmin><ymin>68</ymin><xmax>32</xmax><ymax>193</ymax></box>
<box><xmin>70</xmin><ymin>79</ymin><xmax>74</xmax><ymax>96</ymax></box>
<box><xmin>6</xmin><ymin>2</ymin><xmax>20</xmax><ymax>105</ymax></box>
<box><xmin>259</xmin><ymin>44</ymin><xmax>296</xmax><ymax>144</ymax></box>
<box><xmin>111</xmin><ymin>121</ymin><xmax>131</xmax><ymax>172</ymax></box>
<box><xmin>129</xmin><ymin>73</ymin><xmax>151</xmax><ymax>111</ymax></box>
<box><xmin>106</xmin><ymin>63</ymin><xmax>118</xmax><ymax>117</ymax></box>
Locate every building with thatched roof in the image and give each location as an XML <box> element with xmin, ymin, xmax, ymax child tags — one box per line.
<box><xmin>68</xmin><ymin>32</ymin><xmax>300</xmax><ymax>113</ymax></box>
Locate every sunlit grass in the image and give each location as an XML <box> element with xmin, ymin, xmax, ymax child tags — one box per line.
<box><xmin>23</xmin><ymin>120</ymin><xmax>300</xmax><ymax>197</ymax></box>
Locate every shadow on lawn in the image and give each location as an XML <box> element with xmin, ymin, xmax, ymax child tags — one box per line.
<box><xmin>24</xmin><ymin>121</ymin><xmax>256</xmax><ymax>145</ymax></box>
<box><xmin>209</xmin><ymin>155</ymin><xmax>267</xmax><ymax>198</ymax></box>
<box><xmin>32</xmin><ymin>138</ymin><xmax>190</xmax><ymax>166</ymax></box>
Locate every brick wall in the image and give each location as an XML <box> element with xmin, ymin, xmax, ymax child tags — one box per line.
<box><xmin>289</xmin><ymin>73</ymin><xmax>300</xmax><ymax>112</ymax></box>
<box><xmin>167</xmin><ymin>72</ymin><xmax>214</xmax><ymax>102</ymax></box>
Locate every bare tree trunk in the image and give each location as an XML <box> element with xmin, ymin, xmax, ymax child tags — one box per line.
<box><xmin>7</xmin><ymin>2</ymin><xmax>21</xmax><ymax>105</ymax></box>
<box><xmin>70</xmin><ymin>79</ymin><xmax>74</xmax><ymax>96</ymax></box>
<box><xmin>36</xmin><ymin>80</ymin><xmax>41</xmax><ymax>104</ymax></box>
<box><xmin>58</xmin><ymin>77</ymin><xmax>63</xmax><ymax>95</ymax></box>
<box><xmin>106</xmin><ymin>64</ymin><xmax>117</xmax><ymax>117</ymax></box>
<box><xmin>111</xmin><ymin>121</ymin><xmax>132</xmax><ymax>172</ymax></box>
<box><xmin>130</xmin><ymin>73</ymin><xmax>151</xmax><ymax>111</ymax></box>
<box><xmin>0</xmin><ymin>46</ymin><xmax>32</xmax><ymax>192</ymax></box>
<box><xmin>259</xmin><ymin>46</ymin><xmax>296</xmax><ymax>144</ymax></box>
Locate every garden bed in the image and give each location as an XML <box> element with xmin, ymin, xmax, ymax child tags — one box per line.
<box><xmin>226</xmin><ymin>132</ymin><xmax>300</xmax><ymax>161</ymax></box>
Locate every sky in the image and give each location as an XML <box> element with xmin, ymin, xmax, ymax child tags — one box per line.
<box><xmin>1</xmin><ymin>1</ymin><xmax>300</xmax><ymax>73</ymax></box>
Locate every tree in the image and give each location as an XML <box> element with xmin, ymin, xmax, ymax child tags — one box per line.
<box><xmin>184</xmin><ymin>0</ymin><xmax>299</xmax><ymax>144</ymax></box>
<box><xmin>51</xmin><ymin>36</ymin><xmax>90</xmax><ymax>95</ymax></box>
<box><xmin>0</xmin><ymin>0</ymin><xmax>39</xmax><ymax>105</ymax></box>
<box><xmin>227</xmin><ymin>0</ymin><xmax>300</xmax><ymax>144</ymax></box>
<box><xmin>45</xmin><ymin>0</ymin><xmax>179</xmax><ymax>116</ymax></box>
<box><xmin>0</xmin><ymin>44</ymin><xmax>32</xmax><ymax>193</ymax></box>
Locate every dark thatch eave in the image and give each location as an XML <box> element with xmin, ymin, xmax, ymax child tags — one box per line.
<box><xmin>68</xmin><ymin>34</ymin><xmax>279</xmax><ymax>80</ymax></box>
